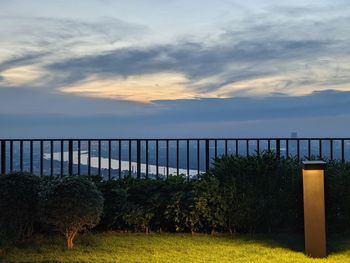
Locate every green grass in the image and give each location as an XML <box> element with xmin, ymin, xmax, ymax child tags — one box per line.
<box><xmin>1</xmin><ymin>233</ymin><xmax>350</xmax><ymax>263</ymax></box>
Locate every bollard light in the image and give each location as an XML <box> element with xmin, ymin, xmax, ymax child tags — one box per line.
<box><xmin>302</xmin><ymin>161</ymin><xmax>327</xmax><ymax>258</ymax></box>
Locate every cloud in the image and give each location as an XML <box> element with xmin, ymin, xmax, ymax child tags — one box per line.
<box><xmin>1</xmin><ymin>2</ymin><xmax>350</xmax><ymax>103</ymax></box>
<box><xmin>0</xmin><ymin>65</ymin><xmax>47</xmax><ymax>86</ymax></box>
<box><xmin>0</xmin><ymin>52</ymin><xmax>49</xmax><ymax>72</ymax></box>
<box><xmin>39</xmin><ymin>4</ymin><xmax>350</xmax><ymax>100</ymax></box>
<box><xmin>60</xmin><ymin>72</ymin><xmax>194</xmax><ymax>102</ymax></box>
<box><xmin>0</xmin><ymin>15</ymin><xmax>148</xmax><ymax>71</ymax></box>
<box><xmin>45</xmin><ymin>36</ymin><xmax>347</xmax><ymax>100</ymax></box>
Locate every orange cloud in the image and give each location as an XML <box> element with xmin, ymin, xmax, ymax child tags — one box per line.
<box><xmin>1</xmin><ymin>65</ymin><xmax>46</xmax><ymax>87</ymax></box>
<box><xmin>61</xmin><ymin>73</ymin><xmax>196</xmax><ymax>103</ymax></box>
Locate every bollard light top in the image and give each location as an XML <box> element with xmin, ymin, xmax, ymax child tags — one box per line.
<box><xmin>302</xmin><ymin>161</ymin><xmax>326</xmax><ymax>170</ymax></box>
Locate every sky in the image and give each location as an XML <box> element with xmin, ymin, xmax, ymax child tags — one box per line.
<box><xmin>0</xmin><ymin>0</ymin><xmax>350</xmax><ymax>138</ymax></box>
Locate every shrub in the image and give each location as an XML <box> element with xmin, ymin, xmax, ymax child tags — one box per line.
<box><xmin>192</xmin><ymin>173</ymin><xmax>227</xmax><ymax>234</ymax></box>
<box><xmin>165</xmin><ymin>189</ymin><xmax>192</xmax><ymax>233</ymax></box>
<box><xmin>0</xmin><ymin>172</ymin><xmax>40</xmax><ymax>245</ymax></box>
<box><xmin>123</xmin><ymin>179</ymin><xmax>157</xmax><ymax>233</ymax></box>
<box><xmin>325</xmin><ymin>161</ymin><xmax>350</xmax><ymax>234</ymax></box>
<box><xmin>165</xmin><ymin>175</ymin><xmax>226</xmax><ymax>235</ymax></box>
<box><xmin>211</xmin><ymin>152</ymin><xmax>303</xmax><ymax>233</ymax></box>
<box><xmin>95</xmin><ymin>176</ymin><xmax>191</xmax><ymax>234</ymax></box>
<box><xmin>40</xmin><ymin>176</ymin><xmax>104</xmax><ymax>249</ymax></box>
<box><xmin>96</xmin><ymin>180</ymin><xmax>127</xmax><ymax>231</ymax></box>
<box><xmin>122</xmin><ymin>178</ymin><xmax>174</xmax><ymax>233</ymax></box>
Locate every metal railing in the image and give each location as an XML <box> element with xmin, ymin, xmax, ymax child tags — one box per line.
<box><xmin>0</xmin><ymin>138</ymin><xmax>349</xmax><ymax>179</ymax></box>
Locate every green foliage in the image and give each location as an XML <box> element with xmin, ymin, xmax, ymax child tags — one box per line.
<box><xmin>96</xmin><ymin>180</ymin><xmax>127</xmax><ymax>230</ymax></box>
<box><xmin>92</xmin><ymin>153</ymin><xmax>350</xmax><ymax>235</ymax></box>
<box><xmin>211</xmin><ymin>152</ymin><xmax>302</xmax><ymax>233</ymax></box>
<box><xmin>325</xmin><ymin>161</ymin><xmax>350</xmax><ymax>234</ymax></box>
<box><xmin>40</xmin><ymin>176</ymin><xmax>104</xmax><ymax>248</ymax></box>
<box><xmin>123</xmin><ymin>179</ymin><xmax>161</xmax><ymax>233</ymax></box>
<box><xmin>165</xmin><ymin>185</ymin><xmax>194</xmax><ymax>233</ymax></box>
<box><xmin>2</xmin><ymin>152</ymin><xmax>350</xmax><ymax>244</ymax></box>
<box><xmin>192</xmin><ymin>173</ymin><xmax>227</xmax><ymax>233</ymax></box>
<box><xmin>0</xmin><ymin>172</ymin><xmax>40</xmax><ymax>245</ymax></box>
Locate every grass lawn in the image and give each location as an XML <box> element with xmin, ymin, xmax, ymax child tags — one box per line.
<box><xmin>1</xmin><ymin>233</ymin><xmax>350</xmax><ymax>263</ymax></box>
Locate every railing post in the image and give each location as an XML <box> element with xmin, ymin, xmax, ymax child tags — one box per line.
<box><xmin>68</xmin><ymin>140</ymin><xmax>73</xmax><ymax>176</ymax></box>
<box><xmin>156</xmin><ymin>140</ymin><xmax>159</xmax><ymax>179</ymax></box>
<box><xmin>1</xmin><ymin>141</ymin><xmax>6</xmax><ymax>174</ymax></box>
<box><xmin>276</xmin><ymin>139</ymin><xmax>281</xmax><ymax>159</ymax></box>
<box><xmin>205</xmin><ymin>139</ymin><xmax>210</xmax><ymax>172</ymax></box>
<box><xmin>137</xmin><ymin>140</ymin><xmax>141</xmax><ymax>179</ymax></box>
<box><xmin>108</xmin><ymin>140</ymin><xmax>111</xmax><ymax>180</ymax></box>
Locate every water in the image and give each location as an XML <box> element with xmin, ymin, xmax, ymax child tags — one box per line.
<box><xmin>43</xmin><ymin>151</ymin><xmax>201</xmax><ymax>177</ymax></box>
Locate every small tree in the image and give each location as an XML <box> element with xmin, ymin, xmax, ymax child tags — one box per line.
<box><xmin>40</xmin><ymin>176</ymin><xmax>104</xmax><ymax>249</ymax></box>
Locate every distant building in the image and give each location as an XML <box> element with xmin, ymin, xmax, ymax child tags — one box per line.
<box><xmin>291</xmin><ymin>132</ymin><xmax>298</xmax><ymax>138</ymax></box>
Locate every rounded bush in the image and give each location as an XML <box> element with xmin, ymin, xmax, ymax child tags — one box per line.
<box><xmin>0</xmin><ymin>172</ymin><xmax>40</xmax><ymax>245</ymax></box>
<box><xmin>40</xmin><ymin>176</ymin><xmax>104</xmax><ymax>249</ymax></box>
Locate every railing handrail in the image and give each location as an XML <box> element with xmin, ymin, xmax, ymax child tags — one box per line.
<box><xmin>1</xmin><ymin>137</ymin><xmax>350</xmax><ymax>140</ymax></box>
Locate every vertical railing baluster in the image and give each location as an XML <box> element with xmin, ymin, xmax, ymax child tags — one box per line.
<box><xmin>118</xmin><ymin>140</ymin><xmax>121</xmax><ymax>179</ymax></box>
<box><xmin>50</xmin><ymin>140</ymin><xmax>53</xmax><ymax>176</ymax></box>
<box><xmin>146</xmin><ymin>140</ymin><xmax>149</xmax><ymax>178</ymax></box>
<box><xmin>88</xmin><ymin>140</ymin><xmax>91</xmax><ymax>176</ymax></box>
<box><xmin>286</xmin><ymin>139</ymin><xmax>289</xmax><ymax>158</ymax></box>
<box><xmin>235</xmin><ymin>140</ymin><xmax>238</xmax><ymax>156</ymax></box>
<box><xmin>68</xmin><ymin>140</ymin><xmax>73</xmax><ymax>176</ymax></box>
<box><xmin>257</xmin><ymin>139</ymin><xmax>260</xmax><ymax>156</ymax></box>
<box><xmin>78</xmin><ymin>140</ymin><xmax>81</xmax><ymax>176</ymax></box>
<box><xmin>108</xmin><ymin>140</ymin><xmax>111</xmax><ymax>180</ymax></box>
<box><xmin>268</xmin><ymin>139</ymin><xmax>271</xmax><ymax>152</ymax></box>
<box><xmin>20</xmin><ymin>140</ymin><xmax>23</xmax><ymax>172</ymax></box>
<box><xmin>246</xmin><ymin>139</ymin><xmax>249</xmax><ymax>157</ymax></box>
<box><xmin>330</xmin><ymin>139</ymin><xmax>333</xmax><ymax>160</ymax></box>
<box><xmin>308</xmin><ymin>139</ymin><xmax>311</xmax><ymax>159</ymax></box>
<box><xmin>10</xmin><ymin>140</ymin><xmax>13</xmax><ymax>173</ymax></box>
<box><xmin>276</xmin><ymin>139</ymin><xmax>281</xmax><ymax>159</ymax></box>
<box><xmin>187</xmin><ymin>140</ymin><xmax>190</xmax><ymax>181</ymax></box>
<box><xmin>297</xmin><ymin>139</ymin><xmax>300</xmax><ymax>160</ymax></box>
<box><xmin>30</xmin><ymin>140</ymin><xmax>33</xmax><ymax>174</ymax></box>
<box><xmin>177</xmin><ymin>140</ymin><xmax>179</xmax><ymax>176</ymax></box>
<box><xmin>341</xmin><ymin>139</ymin><xmax>345</xmax><ymax>163</ymax></box>
<box><xmin>197</xmin><ymin>140</ymin><xmax>200</xmax><ymax>176</ymax></box>
<box><xmin>98</xmin><ymin>140</ymin><xmax>102</xmax><ymax>177</ymax></box>
<box><xmin>166</xmin><ymin>139</ymin><xmax>169</xmax><ymax>178</ymax></box>
<box><xmin>225</xmin><ymin>140</ymin><xmax>228</xmax><ymax>156</ymax></box>
<box><xmin>319</xmin><ymin>140</ymin><xmax>322</xmax><ymax>159</ymax></box>
<box><xmin>137</xmin><ymin>140</ymin><xmax>141</xmax><ymax>179</ymax></box>
<box><xmin>156</xmin><ymin>140</ymin><xmax>159</xmax><ymax>179</ymax></box>
<box><xmin>60</xmin><ymin>140</ymin><xmax>64</xmax><ymax>177</ymax></box>
<box><xmin>40</xmin><ymin>140</ymin><xmax>44</xmax><ymax>176</ymax></box>
<box><xmin>129</xmin><ymin>140</ymin><xmax>131</xmax><ymax>177</ymax></box>
<box><xmin>1</xmin><ymin>140</ymin><xmax>5</xmax><ymax>174</ymax></box>
<box><xmin>205</xmin><ymin>139</ymin><xmax>209</xmax><ymax>172</ymax></box>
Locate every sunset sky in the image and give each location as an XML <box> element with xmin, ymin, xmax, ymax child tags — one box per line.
<box><xmin>1</xmin><ymin>0</ymin><xmax>350</xmax><ymax>137</ymax></box>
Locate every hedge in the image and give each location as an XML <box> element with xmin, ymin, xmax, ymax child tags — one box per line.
<box><xmin>1</xmin><ymin>152</ymin><xmax>350</xmax><ymax>248</ymax></box>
